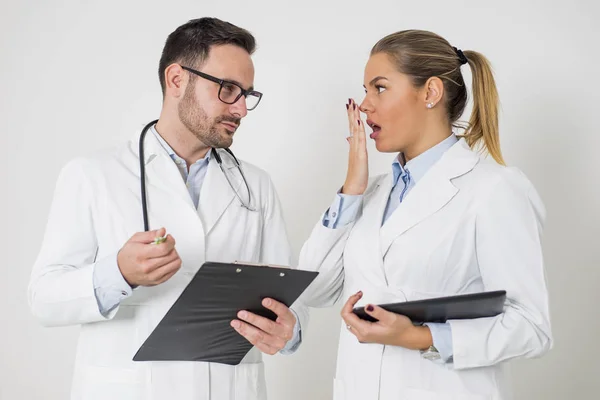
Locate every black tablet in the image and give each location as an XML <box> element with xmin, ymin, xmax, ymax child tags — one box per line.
<box><xmin>353</xmin><ymin>290</ymin><xmax>506</xmax><ymax>323</ymax></box>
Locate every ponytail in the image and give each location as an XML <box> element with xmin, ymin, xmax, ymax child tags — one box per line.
<box><xmin>462</xmin><ymin>50</ymin><xmax>504</xmax><ymax>165</ymax></box>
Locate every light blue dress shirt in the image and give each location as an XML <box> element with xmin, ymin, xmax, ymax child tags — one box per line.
<box><xmin>323</xmin><ymin>134</ymin><xmax>458</xmax><ymax>363</ymax></box>
<box><xmin>92</xmin><ymin>125</ymin><xmax>301</xmax><ymax>353</ymax></box>
<box><xmin>152</xmin><ymin>127</ymin><xmax>211</xmax><ymax>208</ymax></box>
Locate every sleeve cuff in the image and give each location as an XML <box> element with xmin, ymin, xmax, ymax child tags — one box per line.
<box><xmin>425</xmin><ymin>322</ymin><xmax>454</xmax><ymax>363</ymax></box>
<box><xmin>280</xmin><ymin>308</ymin><xmax>302</xmax><ymax>355</ymax></box>
<box><xmin>92</xmin><ymin>252</ymin><xmax>133</xmax><ymax>316</ymax></box>
<box><xmin>322</xmin><ymin>191</ymin><xmax>363</xmax><ymax>229</ymax></box>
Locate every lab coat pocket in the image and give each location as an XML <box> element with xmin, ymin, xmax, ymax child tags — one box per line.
<box><xmin>78</xmin><ymin>305</ymin><xmax>140</xmax><ymax>366</ymax></box>
<box><xmin>234</xmin><ymin>361</ymin><xmax>266</xmax><ymax>400</ymax></box>
<box><xmin>75</xmin><ymin>306</ymin><xmax>149</xmax><ymax>400</ymax></box>
<box><xmin>78</xmin><ymin>365</ymin><xmax>148</xmax><ymax>400</ymax></box>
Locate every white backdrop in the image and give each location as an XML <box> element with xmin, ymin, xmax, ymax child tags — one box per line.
<box><xmin>1</xmin><ymin>0</ymin><xmax>598</xmax><ymax>399</ymax></box>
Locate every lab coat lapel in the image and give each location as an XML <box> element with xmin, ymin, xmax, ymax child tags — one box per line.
<box><xmin>136</xmin><ymin>130</ymin><xmax>196</xmax><ymax>210</ymax></box>
<box><xmin>355</xmin><ymin>175</ymin><xmax>394</xmax><ymax>286</ymax></box>
<box><xmin>380</xmin><ymin>139</ymin><xmax>479</xmax><ymax>257</ymax></box>
<box><xmin>198</xmin><ymin>150</ymin><xmax>243</xmax><ymax>236</ymax></box>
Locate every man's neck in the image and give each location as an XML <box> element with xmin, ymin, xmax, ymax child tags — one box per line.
<box><xmin>154</xmin><ymin>115</ymin><xmax>211</xmax><ymax>166</ymax></box>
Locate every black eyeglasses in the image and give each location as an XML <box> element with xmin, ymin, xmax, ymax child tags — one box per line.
<box><xmin>181</xmin><ymin>66</ymin><xmax>263</xmax><ymax>111</ymax></box>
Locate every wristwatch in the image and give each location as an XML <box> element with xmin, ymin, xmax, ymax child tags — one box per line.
<box><xmin>420</xmin><ymin>345</ymin><xmax>441</xmax><ymax>361</ymax></box>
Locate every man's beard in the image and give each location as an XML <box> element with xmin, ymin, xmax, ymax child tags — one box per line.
<box><xmin>178</xmin><ymin>84</ymin><xmax>241</xmax><ymax>149</ymax></box>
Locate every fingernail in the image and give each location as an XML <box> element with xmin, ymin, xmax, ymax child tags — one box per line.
<box><xmin>366</xmin><ymin>305</ymin><xmax>374</xmax><ymax>312</ymax></box>
<box><xmin>263</xmin><ymin>298</ymin><xmax>272</xmax><ymax>307</ymax></box>
<box><xmin>231</xmin><ymin>320</ymin><xmax>240</xmax><ymax>329</ymax></box>
<box><xmin>353</xmin><ymin>104</ymin><xmax>356</xmax><ymax>110</ymax></box>
<box><xmin>238</xmin><ymin>311</ymin><xmax>248</xmax><ymax>319</ymax></box>
<box><xmin>348</xmin><ymin>98</ymin><xmax>351</xmax><ymax>104</ymax></box>
<box><xmin>357</xmin><ymin>120</ymin><xmax>361</xmax><ymax>125</ymax></box>
<box><xmin>356</xmin><ymin>291</ymin><xmax>362</xmax><ymax>296</ymax></box>
<box><xmin>346</xmin><ymin>104</ymin><xmax>349</xmax><ymax>110</ymax></box>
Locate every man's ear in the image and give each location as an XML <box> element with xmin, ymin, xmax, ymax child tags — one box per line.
<box><xmin>164</xmin><ymin>63</ymin><xmax>186</xmax><ymax>99</ymax></box>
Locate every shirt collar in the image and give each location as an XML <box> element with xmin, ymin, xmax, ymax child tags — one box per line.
<box><xmin>391</xmin><ymin>134</ymin><xmax>458</xmax><ymax>184</ymax></box>
<box><xmin>150</xmin><ymin>124</ymin><xmax>211</xmax><ymax>165</ymax></box>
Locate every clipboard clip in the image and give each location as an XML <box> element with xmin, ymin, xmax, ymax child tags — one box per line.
<box><xmin>232</xmin><ymin>261</ymin><xmax>289</xmax><ymax>277</ymax></box>
<box><xmin>232</xmin><ymin>260</ymin><xmax>290</xmax><ymax>269</ymax></box>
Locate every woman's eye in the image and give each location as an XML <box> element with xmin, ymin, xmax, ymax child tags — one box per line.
<box><xmin>376</xmin><ymin>85</ymin><xmax>386</xmax><ymax>94</ymax></box>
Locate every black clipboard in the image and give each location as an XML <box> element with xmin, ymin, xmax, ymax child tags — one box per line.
<box><xmin>353</xmin><ymin>290</ymin><xmax>506</xmax><ymax>323</ymax></box>
<box><xmin>133</xmin><ymin>261</ymin><xmax>318</xmax><ymax>365</ymax></box>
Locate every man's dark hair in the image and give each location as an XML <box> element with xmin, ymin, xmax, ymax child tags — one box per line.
<box><xmin>158</xmin><ymin>17</ymin><xmax>256</xmax><ymax>95</ymax></box>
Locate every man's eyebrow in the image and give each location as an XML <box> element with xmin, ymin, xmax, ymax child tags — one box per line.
<box><xmin>224</xmin><ymin>78</ymin><xmax>254</xmax><ymax>91</ymax></box>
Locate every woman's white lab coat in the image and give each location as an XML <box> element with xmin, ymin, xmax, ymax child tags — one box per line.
<box><xmin>299</xmin><ymin>139</ymin><xmax>552</xmax><ymax>400</ymax></box>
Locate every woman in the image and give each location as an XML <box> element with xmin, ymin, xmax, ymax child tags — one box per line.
<box><xmin>299</xmin><ymin>30</ymin><xmax>552</xmax><ymax>400</ymax></box>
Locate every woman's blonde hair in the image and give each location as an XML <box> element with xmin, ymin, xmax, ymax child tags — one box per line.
<box><xmin>371</xmin><ymin>30</ymin><xmax>504</xmax><ymax>165</ymax></box>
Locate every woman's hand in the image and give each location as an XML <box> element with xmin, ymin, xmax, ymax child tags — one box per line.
<box><xmin>342</xmin><ymin>99</ymin><xmax>368</xmax><ymax>195</ymax></box>
<box><xmin>341</xmin><ymin>291</ymin><xmax>433</xmax><ymax>350</ymax></box>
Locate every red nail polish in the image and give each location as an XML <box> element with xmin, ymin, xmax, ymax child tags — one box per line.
<box><xmin>346</xmin><ymin>104</ymin><xmax>349</xmax><ymax>110</ymax></box>
<box><xmin>357</xmin><ymin>120</ymin><xmax>361</xmax><ymax>125</ymax></box>
<box><xmin>353</xmin><ymin>104</ymin><xmax>356</xmax><ymax>110</ymax></box>
<box><xmin>367</xmin><ymin>305</ymin><xmax>374</xmax><ymax>312</ymax></box>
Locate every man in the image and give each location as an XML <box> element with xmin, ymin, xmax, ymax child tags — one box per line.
<box><xmin>28</xmin><ymin>17</ymin><xmax>307</xmax><ymax>400</ymax></box>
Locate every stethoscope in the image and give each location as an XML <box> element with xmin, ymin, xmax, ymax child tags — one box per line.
<box><xmin>139</xmin><ymin>119</ymin><xmax>255</xmax><ymax>231</ymax></box>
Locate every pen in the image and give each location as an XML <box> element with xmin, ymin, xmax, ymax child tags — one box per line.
<box><xmin>153</xmin><ymin>235</ymin><xmax>166</xmax><ymax>245</ymax></box>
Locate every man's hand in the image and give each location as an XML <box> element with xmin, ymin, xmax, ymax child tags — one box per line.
<box><xmin>117</xmin><ymin>227</ymin><xmax>182</xmax><ymax>287</ymax></box>
<box><xmin>231</xmin><ymin>298</ymin><xmax>297</xmax><ymax>355</ymax></box>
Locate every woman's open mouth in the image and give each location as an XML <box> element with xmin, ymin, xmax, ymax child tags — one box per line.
<box><xmin>367</xmin><ymin>120</ymin><xmax>381</xmax><ymax>139</ymax></box>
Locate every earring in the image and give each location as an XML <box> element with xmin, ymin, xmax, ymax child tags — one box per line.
<box><xmin>426</xmin><ymin>102</ymin><xmax>434</xmax><ymax>109</ymax></box>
